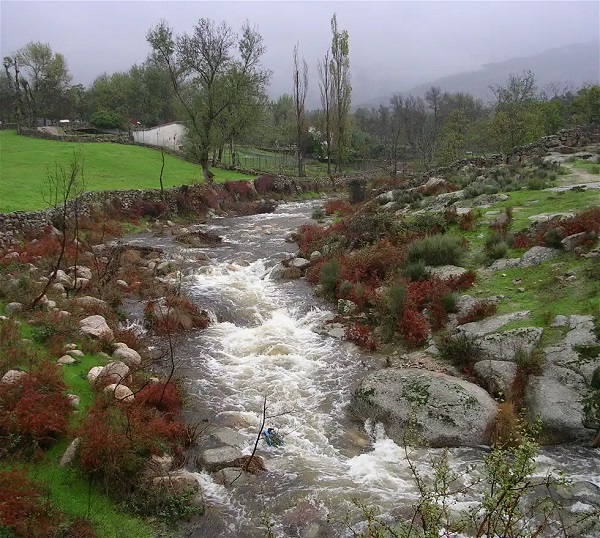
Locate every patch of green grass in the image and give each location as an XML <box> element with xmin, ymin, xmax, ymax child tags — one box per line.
<box><xmin>473</xmin><ymin>255</ymin><xmax>600</xmax><ymax>326</ymax></box>
<box><xmin>571</xmin><ymin>158</ymin><xmax>600</xmax><ymax>175</ymax></box>
<box><xmin>60</xmin><ymin>353</ymin><xmax>109</xmax><ymax>417</ymax></box>
<box><xmin>0</xmin><ymin>130</ymin><xmax>255</xmax><ymax>212</ymax></box>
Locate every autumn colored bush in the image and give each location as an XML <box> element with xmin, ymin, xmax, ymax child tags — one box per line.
<box><xmin>297</xmin><ymin>224</ymin><xmax>331</xmax><ymax>256</ymax></box>
<box><xmin>458</xmin><ymin>211</ymin><xmax>476</xmax><ymax>231</ymax></box>
<box><xmin>457</xmin><ymin>301</ymin><xmax>498</xmax><ymax>325</ymax></box>
<box><xmin>398</xmin><ymin>308</ymin><xmax>429</xmax><ymax>348</ymax></box>
<box><xmin>0</xmin><ymin>468</ymin><xmax>63</xmax><ymax>538</ymax></box>
<box><xmin>513</xmin><ymin>232</ymin><xmax>532</xmax><ymax>249</ymax></box>
<box><xmin>344</xmin><ymin>322</ymin><xmax>378</xmax><ymax>351</ymax></box>
<box><xmin>225</xmin><ymin>180</ymin><xmax>255</xmax><ymax>198</ymax></box>
<box><xmin>0</xmin><ymin>361</ymin><xmax>72</xmax><ymax>453</ymax></box>
<box><xmin>407</xmin><ymin>277</ymin><xmax>451</xmax><ymax>330</ymax></box>
<box><xmin>443</xmin><ymin>206</ymin><xmax>459</xmax><ymax>225</ymax></box>
<box><xmin>324</xmin><ymin>199</ymin><xmax>352</xmax><ymax>216</ymax></box>
<box><xmin>78</xmin><ymin>397</ymin><xmax>185</xmax><ymax>493</ymax></box>
<box><xmin>254</xmin><ymin>174</ymin><xmax>275</xmax><ymax>194</ymax></box>
<box><xmin>129</xmin><ymin>200</ymin><xmax>168</xmax><ymax>219</ymax></box>
<box><xmin>0</xmin><ymin>318</ymin><xmax>31</xmax><ymax>375</ymax></box>
<box><xmin>137</xmin><ymin>382</ymin><xmax>183</xmax><ymax>415</ymax></box>
<box><xmin>536</xmin><ymin>207</ymin><xmax>600</xmax><ymax>245</ymax></box>
<box><xmin>445</xmin><ymin>270</ymin><xmax>477</xmax><ymax>291</ymax></box>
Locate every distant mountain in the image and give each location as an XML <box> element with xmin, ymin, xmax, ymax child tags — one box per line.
<box><xmin>358</xmin><ymin>41</ymin><xmax>600</xmax><ymax>109</ymax></box>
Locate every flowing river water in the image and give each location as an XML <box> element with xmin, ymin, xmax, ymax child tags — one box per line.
<box><xmin>125</xmin><ymin>201</ymin><xmax>600</xmax><ymax>537</ymax></box>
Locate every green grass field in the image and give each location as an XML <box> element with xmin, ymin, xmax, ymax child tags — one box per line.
<box><xmin>0</xmin><ymin>131</ymin><xmax>255</xmax><ymax>213</ymax></box>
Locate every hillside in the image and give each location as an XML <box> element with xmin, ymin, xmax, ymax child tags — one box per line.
<box><xmin>0</xmin><ymin>131</ymin><xmax>254</xmax><ymax>213</ymax></box>
<box><xmin>359</xmin><ymin>41</ymin><xmax>600</xmax><ymax>108</ymax></box>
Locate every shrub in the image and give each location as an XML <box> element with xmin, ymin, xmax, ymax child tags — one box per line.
<box><xmin>0</xmin><ymin>469</ymin><xmax>62</xmax><ymax>538</ymax></box>
<box><xmin>0</xmin><ymin>362</ymin><xmax>72</xmax><ymax>453</ymax></box>
<box><xmin>487</xmin><ymin>240</ymin><xmax>509</xmax><ymax>260</ymax></box>
<box><xmin>398</xmin><ymin>308</ymin><xmax>429</xmax><ymax>348</ymax></box>
<box><xmin>225</xmin><ymin>180</ymin><xmax>255</xmax><ymax>198</ymax></box>
<box><xmin>344</xmin><ymin>323</ymin><xmax>378</xmax><ymax>351</ymax></box>
<box><xmin>312</xmin><ymin>208</ymin><xmax>325</xmax><ymax>220</ymax></box>
<box><xmin>515</xmin><ymin>347</ymin><xmax>545</xmax><ymax>376</ymax></box>
<box><xmin>324</xmin><ymin>200</ymin><xmax>352</xmax><ymax>216</ymax></box>
<box><xmin>348</xmin><ymin>179</ymin><xmax>367</xmax><ymax>204</ymax></box>
<box><xmin>407</xmin><ymin>235</ymin><xmax>464</xmax><ymax>267</ymax></box>
<box><xmin>254</xmin><ymin>174</ymin><xmax>274</xmax><ymax>194</ymax></box>
<box><xmin>439</xmin><ymin>333</ymin><xmax>482</xmax><ymax>371</ymax></box>
<box><xmin>443</xmin><ymin>206</ymin><xmax>459</xmax><ymax>225</ymax></box>
<box><xmin>408</xmin><ymin>213</ymin><xmax>447</xmax><ymax>235</ymax></box>
<box><xmin>404</xmin><ymin>259</ymin><xmax>429</xmax><ymax>282</ymax></box>
<box><xmin>379</xmin><ymin>279</ymin><xmax>407</xmax><ymax>338</ymax></box>
<box><xmin>513</xmin><ymin>232</ymin><xmax>532</xmax><ymax>249</ymax></box>
<box><xmin>442</xmin><ymin>293</ymin><xmax>458</xmax><ymax>313</ymax></box>
<box><xmin>536</xmin><ymin>207</ymin><xmax>600</xmax><ymax>245</ymax></box>
<box><xmin>90</xmin><ymin>109</ymin><xmax>124</xmax><ymax>129</ymax></box>
<box><xmin>319</xmin><ymin>258</ymin><xmax>339</xmax><ymax>299</ymax></box>
<box><xmin>125</xmin><ymin>483</ymin><xmax>200</xmax><ymax>524</ymax></box>
<box><xmin>0</xmin><ymin>319</ymin><xmax>31</xmax><ymax>376</ymax></box>
<box><xmin>489</xmin><ymin>402</ymin><xmax>522</xmax><ymax>448</ymax></box>
<box><xmin>138</xmin><ymin>382</ymin><xmax>183</xmax><ymax>415</ymax></box>
<box><xmin>445</xmin><ymin>270</ymin><xmax>477</xmax><ymax>291</ymax></box>
<box><xmin>407</xmin><ymin>277</ymin><xmax>450</xmax><ymax>330</ymax></box>
<box><xmin>129</xmin><ymin>200</ymin><xmax>168</xmax><ymax>219</ymax></box>
<box><xmin>458</xmin><ymin>211</ymin><xmax>475</xmax><ymax>231</ymax></box>
<box><xmin>457</xmin><ymin>301</ymin><xmax>497</xmax><ymax>325</ymax></box>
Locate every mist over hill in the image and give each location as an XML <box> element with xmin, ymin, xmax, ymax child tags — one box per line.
<box><xmin>358</xmin><ymin>41</ymin><xmax>600</xmax><ymax>109</ymax></box>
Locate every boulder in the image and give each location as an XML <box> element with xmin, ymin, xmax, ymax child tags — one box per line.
<box><xmin>457</xmin><ymin>311</ymin><xmax>530</xmax><ymax>337</ymax></box>
<box><xmin>196</xmin><ymin>447</ymin><xmax>242</xmax><ymax>472</ymax></box>
<box><xmin>87</xmin><ymin>366</ymin><xmax>103</xmax><ymax>384</ymax></box>
<box><xmin>72</xmin><ymin>296</ymin><xmax>107</xmax><ymax>311</ymax></box>
<box><xmin>476</xmin><ymin>327</ymin><xmax>543</xmax><ymax>362</ymax></box>
<box><xmin>79</xmin><ymin>315</ymin><xmax>113</xmax><ymax>340</ymax></box>
<box><xmin>68</xmin><ymin>265</ymin><xmax>92</xmax><ymax>280</ymax></box>
<box><xmin>104</xmin><ymin>383</ymin><xmax>135</xmax><ymax>402</ymax></box>
<box><xmin>57</xmin><ymin>355</ymin><xmax>76</xmax><ymax>365</ymax></box>
<box><xmin>473</xmin><ymin>360</ymin><xmax>517</xmax><ymax>397</ymax></box>
<box><xmin>97</xmin><ymin>361</ymin><xmax>130</xmax><ymax>384</ymax></box>
<box><xmin>152</xmin><ymin>472</ymin><xmax>200</xmax><ymax>494</ymax></box>
<box><xmin>427</xmin><ymin>265</ymin><xmax>467</xmax><ymax>280</ymax></box>
<box><xmin>148</xmin><ymin>453</ymin><xmax>174</xmax><ymax>474</ymax></box>
<box><xmin>112</xmin><ymin>345</ymin><xmax>142</xmax><ymax>366</ymax></box>
<box><xmin>348</xmin><ymin>368</ymin><xmax>497</xmax><ymax>447</ymax></box>
<box><xmin>54</xmin><ymin>269</ymin><xmax>73</xmax><ymax>288</ymax></box>
<box><xmin>207</xmin><ymin>427</ymin><xmax>248</xmax><ymax>449</ymax></box>
<box><xmin>519</xmin><ymin>246</ymin><xmax>560</xmax><ymax>267</ymax></box>
<box><xmin>289</xmin><ymin>257</ymin><xmax>311</xmax><ymax>270</ymax></box>
<box><xmin>525</xmin><ymin>370</ymin><xmax>593</xmax><ymax>443</ymax></box>
<box><xmin>561</xmin><ymin>232</ymin><xmax>589</xmax><ymax>252</ymax></box>
<box><xmin>59</xmin><ymin>437</ymin><xmax>81</xmax><ymax>467</ymax></box>
<box><xmin>67</xmin><ymin>349</ymin><xmax>84</xmax><ymax>358</ymax></box>
<box><xmin>5</xmin><ymin>302</ymin><xmax>23</xmax><ymax>316</ymax></box>
<box><xmin>1</xmin><ymin>369</ymin><xmax>27</xmax><ymax>385</ymax></box>
<box><xmin>282</xmin><ymin>267</ymin><xmax>303</xmax><ymax>280</ymax></box>
<box><xmin>214</xmin><ymin>467</ymin><xmax>248</xmax><ymax>486</ymax></box>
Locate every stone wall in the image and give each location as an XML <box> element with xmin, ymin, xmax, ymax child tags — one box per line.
<box><xmin>18</xmin><ymin>127</ymin><xmax>130</xmax><ymax>144</ymax></box>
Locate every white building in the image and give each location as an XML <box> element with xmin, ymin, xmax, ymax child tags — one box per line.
<box><xmin>132</xmin><ymin>122</ymin><xmax>188</xmax><ymax>151</ymax></box>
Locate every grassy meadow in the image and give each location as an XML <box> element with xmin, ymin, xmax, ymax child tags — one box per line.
<box><xmin>0</xmin><ymin>130</ymin><xmax>255</xmax><ymax>213</ymax></box>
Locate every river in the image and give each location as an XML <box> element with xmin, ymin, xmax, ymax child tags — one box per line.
<box><xmin>125</xmin><ymin>201</ymin><xmax>600</xmax><ymax>537</ymax></box>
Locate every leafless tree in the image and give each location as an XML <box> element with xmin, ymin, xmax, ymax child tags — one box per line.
<box><xmin>318</xmin><ymin>49</ymin><xmax>333</xmax><ymax>177</ymax></box>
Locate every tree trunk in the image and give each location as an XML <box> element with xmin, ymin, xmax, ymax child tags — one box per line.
<box><xmin>200</xmin><ymin>150</ymin><xmax>214</xmax><ymax>184</ymax></box>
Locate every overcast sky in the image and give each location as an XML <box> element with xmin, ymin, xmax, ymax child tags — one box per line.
<box><xmin>1</xmin><ymin>0</ymin><xmax>599</xmax><ymax>107</ymax></box>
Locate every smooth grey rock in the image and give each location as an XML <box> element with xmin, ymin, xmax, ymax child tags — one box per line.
<box><xmin>269</xmin><ymin>263</ymin><xmax>286</xmax><ymax>280</ymax></box>
<box><xmin>1</xmin><ymin>369</ymin><xmax>27</xmax><ymax>385</ymax></box>
<box><xmin>348</xmin><ymin>368</ymin><xmax>497</xmax><ymax>447</ymax></box>
<box><xmin>473</xmin><ymin>360</ymin><xmax>517</xmax><ymax>397</ymax></box>
<box><xmin>208</xmin><ymin>427</ymin><xmax>248</xmax><ymax>449</ymax></box>
<box><xmin>4</xmin><ymin>302</ymin><xmax>23</xmax><ymax>316</ymax></box>
<box><xmin>489</xmin><ymin>257</ymin><xmax>522</xmax><ymax>270</ymax></box>
<box><xmin>57</xmin><ymin>355</ymin><xmax>76</xmax><ymax>365</ymax></box>
<box><xmin>59</xmin><ymin>437</ymin><xmax>81</xmax><ymax>467</ymax></box>
<box><xmin>427</xmin><ymin>265</ymin><xmax>467</xmax><ymax>280</ymax></box>
<box><xmin>97</xmin><ymin>361</ymin><xmax>129</xmax><ymax>384</ymax></box>
<box><xmin>289</xmin><ymin>257</ymin><xmax>311</xmax><ymax>270</ymax></box>
<box><xmin>54</xmin><ymin>269</ymin><xmax>73</xmax><ymax>288</ymax></box>
<box><xmin>458</xmin><ymin>311</ymin><xmax>530</xmax><ymax>336</ymax></box>
<box><xmin>561</xmin><ymin>232</ymin><xmax>589</xmax><ymax>252</ymax></box>
<box><xmin>525</xmin><ymin>374</ymin><xmax>593</xmax><ymax>443</ymax></box>
<box><xmin>68</xmin><ymin>265</ymin><xmax>92</xmax><ymax>280</ymax></box>
<box><xmin>519</xmin><ymin>246</ymin><xmax>560</xmax><ymax>267</ymax></box>
<box><xmin>112</xmin><ymin>345</ymin><xmax>142</xmax><ymax>366</ymax></box>
<box><xmin>79</xmin><ymin>315</ymin><xmax>113</xmax><ymax>340</ymax></box>
<box><xmin>104</xmin><ymin>383</ymin><xmax>134</xmax><ymax>402</ymax></box>
<box><xmin>528</xmin><ymin>212</ymin><xmax>575</xmax><ymax>223</ymax></box>
<box><xmin>309</xmin><ymin>251</ymin><xmax>322</xmax><ymax>261</ymax></box>
<box><xmin>476</xmin><ymin>327</ymin><xmax>543</xmax><ymax>362</ymax></box>
<box><xmin>214</xmin><ymin>467</ymin><xmax>248</xmax><ymax>486</ymax></box>
<box><xmin>149</xmin><ymin>453</ymin><xmax>174</xmax><ymax>474</ymax></box>
<box><xmin>67</xmin><ymin>349</ymin><xmax>84</xmax><ymax>358</ymax></box>
<box><xmin>551</xmin><ymin>315</ymin><xmax>569</xmax><ymax>327</ymax></box>
<box><xmin>87</xmin><ymin>366</ymin><xmax>103</xmax><ymax>384</ymax></box>
<box><xmin>197</xmin><ymin>447</ymin><xmax>242</xmax><ymax>472</ymax></box>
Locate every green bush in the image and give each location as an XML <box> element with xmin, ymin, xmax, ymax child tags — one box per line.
<box><xmin>404</xmin><ymin>260</ymin><xmax>429</xmax><ymax>282</ymax></box>
<box><xmin>348</xmin><ymin>179</ymin><xmax>367</xmax><ymax>204</ymax></box>
<box><xmin>90</xmin><ymin>109</ymin><xmax>124</xmax><ymax>129</ymax></box>
<box><xmin>442</xmin><ymin>293</ymin><xmax>458</xmax><ymax>313</ymax></box>
<box><xmin>515</xmin><ymin>347</ymin><xmax>545</xmax><ymax>376</ymax></box>
<box><xmin>380</xmin><ymin>280</ymin><xmax>407</xmax><ymax>339</ymax></box>
<box><xmin>542</xmin><ymin>227</ymin><xmax>564</xmax><ymax>249</ymax></box>
<box><xmin>319</xmin><ymin>258</ymin><xmax>339</xmax><ymax>299</ymax></box>
<box><xmin>590</xmin><ymin>165</ymin><xmax>600</xmax><ymax>174</ymax></box>
<box><xmin>125</xmin><ymin>484</ymin><xmax>201</xmax><ymax>524</ymax></box>
<box><xmin>439</xmin><ymin>332</ymin><xmax>482</xmax><ymax>369</ymax></box>
<box><xmin>487</xmin><ymin>240</ymin><xmax>509</xmax><ymax>260</ymax></box>
<box><xmin>407</xmin><ymin>235</ymin><xmax>464</xmax><ymax>267</ymax></box>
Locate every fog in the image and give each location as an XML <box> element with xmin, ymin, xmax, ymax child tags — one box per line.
<box><xmin>1</xmin><ymin>1</ymin><xmax>598</xmax><ymax>107</ymax></box>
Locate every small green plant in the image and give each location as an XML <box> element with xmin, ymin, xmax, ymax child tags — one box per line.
<box><xmin>439</xmin><ymin>332</ymin><xmax>482</xmax><ymax>370</ymax></box>
<box><xmin>404</xmin><ymin>260</ymin><xmax>429</xmax><ymax>282</ymax></box>
<box><xmin>379</xmin><ymin>280</ymin><xmax>407</xmax><ymax>339</ymax></box>
<box><xmin>542</xmin><ymin>227</ymin><xmax>564</xmax><ymax>249</ymax></box>
<box><xmin>514</xmin><ymin>347</ymin><xmax>545</xmax><ymax>376</ymax></box>
<box><xmin>487</xmin><ymin>240</ymin><xmax>509</xmax><ymax>260</ymax></box>
<box><xmin>312</xmin><ymin>208</ymin><xmax>325</xmax><ymax>220</ymax></box>
<box><xmin>319</xmin><ymin>258</ymin><xmax>339</xmax><ymax>300</ymax></box>
<box><xmin>125</xmin><ymin>485</ymin><xmax>201</xmax><ymax>525</ymax></box>
<box><xmin>442</xmin><ymin>293</ymin><xmax>458</xmax><ymax>313</ymax></box>
<box><xmin>407</xmin><ymin>235</ymin><xmax>464</xmax><ymax>267</ymax></box>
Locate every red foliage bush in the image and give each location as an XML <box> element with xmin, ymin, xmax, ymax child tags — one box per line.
<box><xmin>344</xmin><ymin>322</ymin><xmax>378</xmax><ymax>351</ymax></box>
<box><xmin>0</xmin><ymin>318</ymin><xmax>30</xmax><ymax>374</ymax></box>
<box><xmin>0</xmin><ymin>468</ymin><xmax>63</xmax><ymax>538</ymax></box>
<box><xmin>297</xmin><ymin>224</ymin><xmax>330</xmax><ymax>256</ymax></box>
<box><xmin>324</xmin><ymin>199</ymin><xmax>353</xmax><ymax>216</ymax></box>
<box><xmin>535</xmin><ymin>207</ymin><xmax>600</xmax><ymax>245</ymax></box>
<box><xmin>419</xmin><ymin>182</ymin><xmax>457</xmax><ymax>196</ymax></box>
<box><xmin>78</xmin><ymin>398</ymin><xmax>185</xmax><ymax>489</ymax></box>
<box><xmin>445</xmin><ymin>270</ymin><xmax>477</xmax><ymax>291</ymax></box>
<box><xmin>513</xmin><ymin>232</ymin><xmax>532</xmax><ymax>249</ymax></box>
<box><xmin>443</xmin><ymin>206</ymin><xmax>459</xmax><ymax>225</ymax></box>
<box><xmin>137</xmin><ymin>382</ymin><xmax>183</xmax><ymax>414</ymax></box>
<box><xmin>225</xmin><ymin>180</ymin><xmax>255</xmax><ymax>198</ymax></box>
<box><xmin>0</xmin><ymin>362</ymin><xmax>72</xmax><ymax>451</ymax></box>
<box><xmin>398</xmin><ymin>308</ymin><xmax>429</xmax><ymax>348</ymax></box>
<box><xmin>64</xmin><ymin>518</ymin><xmax>97</xmax><ymax>538</ymax></box>
<box><xmin>254</xmin><ymin>174</ymin><xmax>275</xmax><ymax>194</ymax></box>
<box><xmin>457</xmin><ymin>301</ymin><xmax>498</xmax><ymax>325</ymax></box>
<box><xmin>407</xmin><ymin>277</ymin><xmax>450</xmax><ymax>330</ymax></box>
<box><xmin>129</xmin><ymin>200</ymin><xmax>168</xmax><ymax>219</ymax></box>
<box><xmin>306</xmin><ymin>257</ymin><xmax>326</xmax><ymax>285</ymax></box>
<box><xmin>459</xmin><ymin>211</ymin><xmax>475</xmax><ymax>231</ymax></box>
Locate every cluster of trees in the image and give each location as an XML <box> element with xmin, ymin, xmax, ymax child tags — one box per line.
<box><xmin>2</xmin><ymin>22</ymin><xmax>599</xmax><ymax>176</ymax></box>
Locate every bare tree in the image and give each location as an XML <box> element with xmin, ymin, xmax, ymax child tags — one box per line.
<box><xmin>318</xmin><ymin>50</ymin><xmax>333</xmax><ymax>177</ymax></box>
<box><xmin>292</xmin><ymin>44</ymin><xmax>308</xmax><ymax>177</ymax></box>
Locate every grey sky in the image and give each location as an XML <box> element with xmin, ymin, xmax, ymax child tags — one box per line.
<box><xmin>1</xmin><ymin>0</ymin><xmax>599</xmax><ymax>107</ymax></box>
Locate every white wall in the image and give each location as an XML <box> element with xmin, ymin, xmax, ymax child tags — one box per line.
<box><xmin>132</xmin><ymin>123</ymin><xmax>187</xmax><ymax>151</ymax></box>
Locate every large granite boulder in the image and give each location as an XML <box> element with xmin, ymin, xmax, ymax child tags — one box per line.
<box><xmin>196</xmin><ymin>447</ymin><xmax>242</xmax><ymax>472</ymax></box>
<box><xmin>348</xmin><ymin>368</ymin><xmax>497</xmax><ymax>447</ymax></box>
<box><xmin>79</xmin><ymin>315</ymin><xmax>114</xmax><ymax>340</ymax></box>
